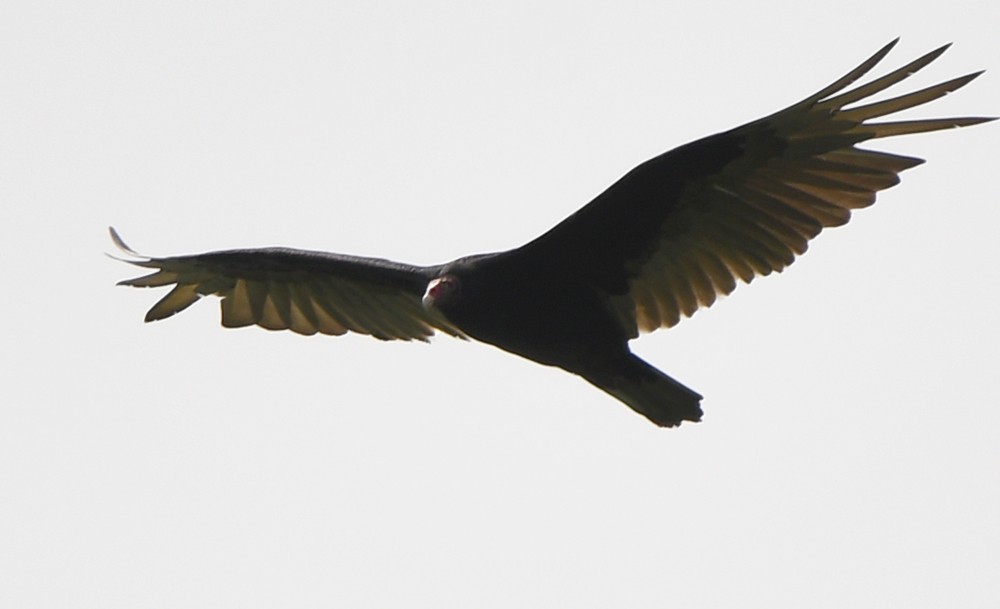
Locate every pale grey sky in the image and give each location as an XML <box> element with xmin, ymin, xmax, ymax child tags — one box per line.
<box><xmin>2</xmin><ymin>1</ymin><xmax>998</xmax><ymax>607</ymax></box>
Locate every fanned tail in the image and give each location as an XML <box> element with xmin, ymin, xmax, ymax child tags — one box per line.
<box><xmin>585</xmin><ymin>354</ymin><xmax>703</xmax><ymax>428</ymax></box>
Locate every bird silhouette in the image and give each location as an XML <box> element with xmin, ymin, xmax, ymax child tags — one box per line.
<box><xmin>114</xmin><ymin>40</ymin><xmax>994</xmax><ymax>427</ymax></box>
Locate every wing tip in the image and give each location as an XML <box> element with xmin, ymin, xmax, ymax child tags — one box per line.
<box><xmin>108</xmin><ymin>226</ymin><xmax>138</xmax><ymax>256</ymax></box>
<box><xmin>107</xmin><ymin>226</ymin><xmax>160</xmax><ymax>269</ymax></box>
<box><xmin>959</xmin><ymin>115</ymin><xmax>998</xmax><ymax>126</ymax></box>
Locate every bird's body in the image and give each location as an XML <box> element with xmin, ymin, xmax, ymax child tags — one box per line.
<box><xmin>114</xmin><ymin>40</ymin><xmax>993</xmax><ymax>427</ymax></box>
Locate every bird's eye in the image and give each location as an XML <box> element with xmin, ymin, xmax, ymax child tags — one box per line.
<box><xmin>436</xmin><ymin>276</ymin><xmax>460</xmax><ymax>297</ymax></box>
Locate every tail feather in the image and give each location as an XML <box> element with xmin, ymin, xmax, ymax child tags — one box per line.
<box><xmin>585</xmin><ymin>355</ymin><xmax>703</xmax><ymax>427</ymax></box>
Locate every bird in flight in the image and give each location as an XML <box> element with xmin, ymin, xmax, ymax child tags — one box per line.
<box><xmin>114</xmin><ymin>40</ymin><xmax>993</xmax><ymax>427</ymax></box>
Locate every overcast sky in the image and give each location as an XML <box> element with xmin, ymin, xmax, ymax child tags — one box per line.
<box><xmin>2</xmin><ymin>1</ymin><xmax>998</xmax><ymax>608</ymax></box>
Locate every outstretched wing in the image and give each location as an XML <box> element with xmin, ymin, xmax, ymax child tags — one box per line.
<box><xmin>111</xmin><ymin>228</ymin><xmax>465</xmax><ymax>341</ymax></box>
<box><xmin>520</xmin><ymin>40</ymin><xmax>994</xmax><ymax>336</ymax></box>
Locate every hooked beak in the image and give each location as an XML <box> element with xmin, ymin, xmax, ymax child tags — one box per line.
<box><xmin>422</xmin><ymin>278</ymin><xmax>442</xmax><ymax>309</ymax></box>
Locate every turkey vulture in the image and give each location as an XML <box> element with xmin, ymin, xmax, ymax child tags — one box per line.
<box><xmin>113</xmin><ymin>40</ymin><xmax>993</xmax><ymax>427</ymax></box>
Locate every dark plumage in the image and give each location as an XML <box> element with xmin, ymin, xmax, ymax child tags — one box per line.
<box><xmin>114</xmin><ymin>40</ymin><xmax>993</xmax><ymax>427</ymax></box>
